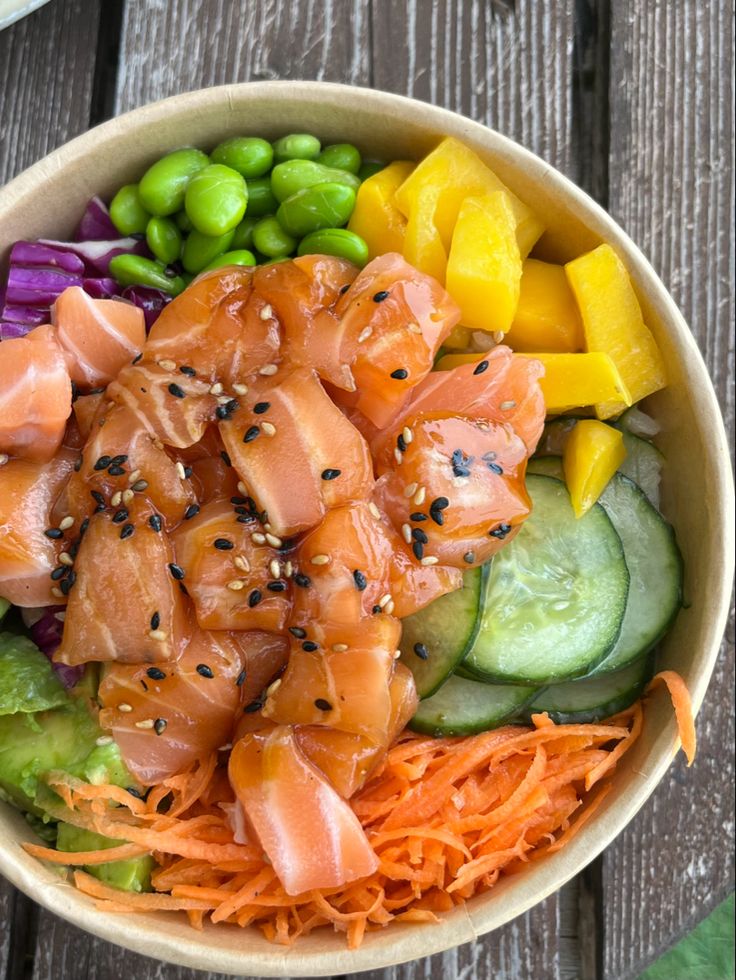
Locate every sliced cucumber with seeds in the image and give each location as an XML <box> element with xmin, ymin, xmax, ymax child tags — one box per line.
<box><xmin>462</xmin><ymin>475</ymin><xmax>630</xmax><ymax>685</ymax></box>
<box><xmin>399</xmin><ymin>565</ymin><xmax>487</xmax><ymax>698</ymax></box>
<box><xmin>618</xmin><ymin>432</ymin><xmax>663</xmax><ymax>508</ymax></box>
<box><xmin>520</xmin><ymin>655</ymin><xmax>651</xmax><ymax>724</ymax></box>
<box><xmin>410</xmin><ymin>674</ymin><xmax>537</xmax><ymax>736</ymax></box>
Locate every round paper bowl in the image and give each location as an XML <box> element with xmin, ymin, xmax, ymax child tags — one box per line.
<box><xmin>0</xmin><ymin>82</ymin><xmax>733</xmax><ymax>977</ymax></box>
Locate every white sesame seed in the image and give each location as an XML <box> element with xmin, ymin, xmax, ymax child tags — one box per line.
<box><xmin>251</xmin><ymin>532</ymin><xmax>267</xmax><ymax>545</ymax></box>
<box><xmin>59</xmin><ymin>516</ymin><xmax>74</xmax><ymax>531</ymax></box>
<box><xmin>310</xmin><ymin>554</ymin><xmax>330</xmax><ymax>565</ymax></box>
<box><xmin>237</xmin><ymin>481</ymin><xmax>247</xmax><ymax>495</ymax></box>
<box><xmin>269</xmin><ymin>559</ymin><xmax>281</xmax><ymax>579</ymax></box>
<box><xmin>209</xmin><ymin>382</ymin><xmax>224</xmax><ymax>395</ymax></box>
<box><xmin>227</xmin><ymin>579</ymin><xmax>245</xmax><ymax>591</ymax></box>
<box><xmin>332</xmin><ymin>643</ymin><xmax>349</xmax><ymax>652</ymax></box>
<box><xmin>127</xmin><ymin>469</ymin><xmax>141</xmax><ymax>485</ymax></box>
<box><xmin>0</xmin><ymin>454</ymin><xmax>9</xmax><ymax>467</ymax></box>
<box><xmin>232</xmin><ymin>383</ymin><xmax>248</xmax><ymax>396</ymax></box>
<box><xmin>368</xmin><ymin>502</ymin><xmax>381</xmax><ymax>519</ymax></box>
<box><xmin>263</xmin><ymin>522</ymin><xmax>272</xmax><ymax>531</ymax></box>
<box><xmin>393</xmin><ymin>648</ymin><xmax>402</xmax><ymax>659</ymax></box>
<box><xmin>476</xmin><ymin>420</ymin><xmax>490</xmax><ymax>430</ymax></box>
<box><xmin>407</xmin><ymin>322</ymin><xmax>422</xmax><ymax>334</ymax></box>
<box><xmin>59</xmin><ymin>552</ymin><xmax>74</xmax><ymax>567</ymax></box>
<box><xmin>261</xmin><ymin>422</ymin><xmax>276</xmax><ymax>437</ymax></box>
<box><xmin>500</xmin><ymin>400</ymin><xmax>517</xmax><ymax>410</ymax></box>
<box><xmin>259</xmin><ymin>304</ymin><xmax>273</xmax><ymax>320</ymax></box>
<box><xmin>218</xmin><ymin>743</ymin><xmax>232</xmax><ymax>752</ymax></box>
<box><xmin>358</xmin><ymin>326</ymin><xmax>373</xmax><ymax>343</ymax></box>
<box><xmin>118</xmin><ymin>703</ymin><xmax>133</xmax><ymax>713</ymax></box>
<box><xmin>135</xmin><ymin>719</ymin><xmax>155</xmax><ymax>729</ymax></box>
<box><xmin>402</xmin><ymin>426</ymin><xmax>413</xmax><ymax>445</ymax></box>
<box><xmin>401</xmin><ymin>523</ymin><xmax>412</xmax><ymax>544</ymax></box>
<box><xmin>95</xmin><ymin>735</ymin><xmax>114</xmax><ymax>746</ymax></box>
<box><xmin>394</xmin><ymin>448</ymin><xmax>403</xmax><ymax>465</ymax></box>
<box><xmin>284</xmin><ymin>560</ymin><xmax>293</xmax><ymax>578</ymax></box>
<box><xmin>385</xmin><ymin>599</ymin><xmax>396</xmax><ymax>615</ymax></box>
<box><xmin>122</xmin><ymin>489</ymin><xmax>135</xmax><ymax>504</ymax></box>
<box><xmin>158</xmin><ymin>359</ymin><xmax>176</xmax><ymax>372</ymax></box>
<box><xmin>217</xmin><ymin>395</ymin><xmax>232</xmax><ymax>405</ymax></box>
<box><xmin>413</xmin><ymin>486</ymin><xmax>426</xmax><ymax>506</ymax></box>
<box><xmin>234</xmin><ymin>555</ymin><xmax>250</xmax><ymax>573</ymax></box>
<box><xmin>404</xmin><ymin>482</ymin><xmax>418</xmax><ymax>498</ymax></box>
<box><xmin>51</xmin><ymin>587</ymin><xmax>63</xmax><ymax>598</ymax></box>
<box><xmin>148</xmin><ymin>629</ymin><xmax>167</xmax><ymax>641</ymax></box>
<box><xmin>176</xmin><ymin>462</ymin><xmax>187</xmax><ymax>480</ymax></box>
<box><xmin>54</xmin><ymin>612</ymin><xmax>66</xmax><ymax>623</ymax></box>
<box><xmin>266</xmin><ymin>678</ymin><xmax>282</xmax><ymax>696</ymax></box>
<box><xmin>259</xmin><ymin>363</ymin><xmax>278</xmax><ymax>376</ymax></box>
<box><xmin>421</xmin><ymin>555</ymin><xmax>439</xmax><ymax>566</ymax></box>
<box><xmin>378</xmin><ymin>593</ymin><xmax>392</xmax><ymax>608</ymax></box>
<box><xmin>265</xmin><ymin>532</ymin><xmax>282</xmax><ymax>548</ymax></box>
<box><xmin>110</xmin><ymin>490</ymin><xmax>123</xmax><ymax>506</ymax></box>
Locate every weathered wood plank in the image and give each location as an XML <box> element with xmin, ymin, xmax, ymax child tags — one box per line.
<box><xmin>0</xmin><ymin>0</ymin><xmax>101</xmax><ymax>184</ymax></box>
<box><xmin>602</xmin><ymin>2</ymin><xmax>735</xmax><ymax>978</ymax></box>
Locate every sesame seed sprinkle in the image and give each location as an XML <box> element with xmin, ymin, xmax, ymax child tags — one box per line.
<box><xmin>150</xmin><ymin>611</ymin><xmax>160</xmax><ymax>630</ymax></box>
<box><xmin>500</xmin><ymin>400</ymin><xmax>517</xmax><ymax>410</ymax></box>
<box><xmin>259</xmin><ymin>363</ymin><xmax>278</xmax><ymax>376</ymax></box>
<box><xmin>385</xmin><ymin>599</ymin><xmax>395</xmax><ymax>615</ymax></box>
<box><xmin>180</xmin><ymin>365</ymin><xmax>196</xmax><ymax>377</ymax></box>
<box><xmin>401</xmin><ymin>523</ymin><xmax>412</xmax><ymax>544</ymax></box>
<box><xmin>50</xmin><ymin>566</ymin><xmax>67</xmax><ymax>581</ymax></box>
<box><xmin>0</xmin><ymin>454</ymin><xmax>8</xmax><ymax>467</ymax></box>
<box><xmin>122</xmin><ymin>489</ymin><xmax>135</xmax><ymax>504</ymax></box>
<box><xmin>158</xmin><ymin>359</ymin><xmax>176</xmax><ymax>371</ymax></box>
<box><xmin>94</xmin><ymin>455</ymin><xmax>112</xmax><ymax>471</ymax></box>
<box><xmin>132</xmin><ymin>479</ymin><xmax>149</xmax><ymax>492</ymax></box>
<box><xmin>473</xmin><ymin>360</ymin><xmax>489</xmax><ymax>376</ymax></box>
<box><xmin>410</xmin><ymin>511</ymin><xmax>427</xmax><ymax>522</ymax></box>
<box><xmin>294</xmin><ymin>573</ymin><xmax>311</xmax><ymax>588</ymax></box>
<box><xmin>259</xmin><ymin>304</ymin><xmax>273</xmax><ymax>320</ymax></box>
<box><xmin>368</xmin><ymin>502</ymin><xmax>381</xmax><ymax>519</ymax></box>
<box><xmin>234</xmin><ymin>555</ymin><xmax>250</xmax><ymax>573</ymax></box>
<box><xmin>124</xmin><ymin>466</ymin><xmax>140</xmax><ymax>482</ymax></box>
<box><xmin>209</xmin><ymin>382</ymin><xmax>224</xmax><ymax>395</ymax></box>
<box><xmin>404</xmin><ymin>482</ymin><xmax>418</xmax><ymax>498</ymax></box>
<box><xmin>353</xmin><ymin>569</ymin><xmax>368</xmax><ymax>590</ymax></box>
<box><xmin>168</xmin><ymin>382</ymin><xmax>186</xmax><ymax>398</ymax></box>
<box><xmin>373</xmin><ymin>290</ymin><xmax>389</xmax><ymax>302</ymax></box>
<box><xmin>120</xmin><ymin>524</ymin><xmax>135</xmax><ymax>540</ymax></box>
<box><xmin>333</xmin><ymin>643</ymin><xmax>349</xmax><ymax>652</ymax></box>
<box><xmin>175</xmin><ymin>462</ymin><xmax>187</xmax><ymax>480</ymax></box>
<box><xmin>284</xmin><ymin>560</ymin><xmax>293</xmax><ymax>577</ymax></box>
<box><xmin>289</xmin><ymin>627</ymin><xmax>307</xmax><ymax>639</ymax></box>
<box><xmin>266</xmin><ymin>678</ymin><xmax>282</xmax><ymax>696</ymax></box>
<box><xmin>236</xmin><ymin>669</ymin><xmax>247</xmax><ymax>686</ymax></box>
<box><xmin>390</xmin><ymin>368</ymin><xmax>408</xmax><ymax>380</ymax></box>
<box><xmin>421</xmin><ymin>555</ymin><xmax>439</xmax><ymax>566</ymax></box>
<box><xmin>196</xmin><ymin>664</ymin><xmax>214</xmax><ymax>678</ymax></box>
<box><xmin>253</xmin><ymin>401</ymin><xmax>270</xmax><ymax>414</ymax></box>
<box><xmin>252</xmin><ymin>532</ymin><xmax>266</xmax><ymax>545</ymax></box>
<box><xmin>248</xmin><ymin>589</ymin><xmax>263</xmax><ymax>607</ymax></box>
<box><xmin>413</xmin><ymin>643</ymin><xmax>429</xmax><ymax>660</ymax></box>
<box><xmin>261</xmin><ymin>421</ymin><xmax>276</xmax><ymax>437</ymax></box>
<box><xmin>310</xmin><ymin>554</ymin><xmax>330</xmax><ymax>566</ymax></box>
<box><xmin>232</xmin><ymin>383</ymin><xmax>248</xmax><ymax>396</ymax></box>
<box><xmin>154</xmin><ymin>718</ymin><xmax>167</xmax><ymax>735</ymax></box>
<box><xmin>118</xmin><ymin>703</ymin><xmax>133</xmax><ymax>713</ymax></box>
<box><xmin>358</xmin><ymin>326</ymin><xmax>373</xmax><ymax>343</ymax></box>
<box><xmin>302</xmin><ymin>641</ymin><xmax>319</xmax><ymax>652</ymax></box>
<box><xmin>407</xmin><ymin>322</ymin><xmax>422</xmax><ymax>334</ymax></box>
<box><xmin>135</xmin><ymin>719</ymin><xmax>155</xmax><ymax>729</ymax></box>
<box><xmin>59</xmin><ymin>516</ymin><xmax>74</xmax><ymax>531</ymax></box>
<box><xmin>413</xmin><ymin>486</ymin><xmax>426</xmax><ymax>506</ymax></box>
<box><xmin>265</xmin><ymin>532</ymin><xmax>283</xmax><ymax>548</ymax></box>
<box><xmin>111</xmin><ymin>491</ymin><xmax>123</xmax><ymax>507</ymax></box>
<box><xmin>378</xmin><ymin>593</ymin><xmax>392</xmax><ymax>608</ymax></box>
<box><xmin>227</xmin><ymin>579</ymin><xmax>245</xmax><ymax>591</ymax></box>
<box><xmin>463</xmin><ymin>551</ymin><xmax>476</xmax><ymax>564</ymax></box>
<box><xmin>214</xmin><ymin>538</ymin><xmax>234</xmax><ymax>550</ymax></box>
<box><xmin>168</xmin><ymin>563</ymin><xmax>185</xmax><ymax>580</ymax></box>
<box><xmin>51</xmin><ymin>587</ymin><xmax>63</xmax><ymax>598</ymax></box>
<box><xmin>314</xmin><ymin>698</ymin><xmax>333</xmax><ymax>711</ymax></box>
<box><xmin>243</xmin><ymin>425</ymin><xmax>260</xmax><ymax>443</ymax></box>
<box><xmin>412</xmin><ymin>540</ymin><xmax>424</xmax><ymax>561</ymax></box>
<box><xmin>148</xmin><ymin>513</ymin><xmax>163</xmax><ymax>532</ymax></box>
<box><xmin>394</xmin><ymin>448</ymin><xmax>403</xmax><ymax>465</ymax></box>
<box><xmin>321</xmin><ymin>468</ymin><xmax>341</xmax><ymax>481</ymax></box>
<box><xmin>270</xmin><ymin>559</ymin><xmax>281</xmax><ymax>578</ymax></box>
<box><xmin>147</xmin><ymin>667</ymin><xmax>166</xmax><ymax>680</ymax></box>
<box><xmin>148</xmin><ymin>629</ymin><xmax>167</xmax><ymax>641</ymax></box>
<box><xmin>402</xmin><ymin>426</ymin><xmax>413</xmax><ymax>445</ymax></box>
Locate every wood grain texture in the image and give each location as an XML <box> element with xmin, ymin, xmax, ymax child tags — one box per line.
<box><xmin>602</xmin><ymin>2</ymin><xmax>735</xmax><ymax>978</ymax></box>
<box><xmin>0</xmin><ymin>0</ymin><xmax>101</xmax><ymax>184</ymax></box>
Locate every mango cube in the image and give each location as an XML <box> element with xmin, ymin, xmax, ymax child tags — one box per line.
<box><xmin>514</xmin><ymin>352</ymin><xmax>632</xmax><ymax>415</ymax></box>
<box><xmin>563</xmin><ymin>420</ymin><xmax>627</xmax><ymax>518</ymax></box>
<box><xmin>402</xmin><ymin>181</ymin><xmax>447</xmax><ymax>283</ymax></box>
<box><xmin>347</xmin><ymin>160</ymin><xmax>415</xmax><ymax>260</ymax></box>
<box><xmin>505</xmin><ymin>259</ymin><xmax>584</xmax><ymax>353</ymax></box>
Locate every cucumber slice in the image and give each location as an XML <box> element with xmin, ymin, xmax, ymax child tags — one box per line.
<box><xmin>619</xmin><ymin>432</ymin><xmax>663</xmax><ymax>508</ymax></box>
<box><xmin>527</xmin><ymin>455</ymin><xmax>564</xmax><ymax>480</ymax></box>
<box><xmin>399</xmin><ymin>566</ymin><xmax>486</xmax><ymax>699</ymax></box>
<box><xmin>593</xmin><ymin>473</ymin><xmax>682</xmax><ymax>672</ymax></box>
<box><xmin>463</xmin><ymin>475</ymin><xmax>630</xmax><ymax>685</ymax></box>
<box><xmin>410</xmin><ymin>674</ymin><xmax>537</xmax><ymax>736</ymax></box>
<box><xmin>521</xmin><ymin>655</ymin><xmax>650</xmax><ymax>724</ymax></box>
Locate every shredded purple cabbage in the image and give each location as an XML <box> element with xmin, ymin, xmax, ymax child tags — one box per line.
<box><xmin>121</xmin><ymin>285</ymin><xmax>170</xmax><ymax>329</ymax></box>
<box><xmin>38</xmin><ymin>237</ymin><xmax>149</xmax><ymax>277</ymax></box>
<box><xmin>73</xmin><ymin>196</ymin><xmax>118</xmax><ymax>242</ymax></box>
<box><xmin>82</xmin><ymin>277</ymin><xmax>122</xmax><ymax>299</ymax></box>
<box><xmin>28</xmin><ymin>606</ymin><xmax>83</xmax><ymax>689</ymax></box>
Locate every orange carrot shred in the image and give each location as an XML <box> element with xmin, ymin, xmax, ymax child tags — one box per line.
<box><xmin>646</xmin><ymin>670</ymin><xmax>697</xmax><ymax>765</ymax></box>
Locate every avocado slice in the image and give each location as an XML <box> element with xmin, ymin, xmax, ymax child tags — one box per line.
<box><xmin>0</xmin><ymin>631</ymin><xmax>68</xmax><ymax>715</ymax></box>
<box><xmin>56</xmin><ymin>823</ymin><xmax>153</xmax><ymax>892</ymax></box>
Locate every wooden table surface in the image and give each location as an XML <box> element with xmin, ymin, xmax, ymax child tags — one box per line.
<box><xmin>0</xmin><ymin>2</ymin><xmax>733</xmax><ymax>978</ymax></box>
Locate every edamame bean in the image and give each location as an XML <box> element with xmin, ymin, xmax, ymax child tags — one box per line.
<box><xmin>297</xmin><ymin>228</ymin><xmax>369</xmax><ymax>266</ymax></box>
<box><xmin>252</xmin><ymin>217</ymin><xmax>297</xmax><ymax>258</ymax></box>
<box><xmin>270</xmin><ymin>160</ymin><xmax>360</xmax><ymax>203</ymax></box>
<box><xmin>182</xmin><ymin>229</ymin><xmax>235</xmax><ymax>274</ymax></box>
<box><xmin>146</xmin><ymin>217</ymin><xmax>183</xmax><ymax>266</ymax></box>
<box><xmin>358</xmin><ymin>160</ymin><xmax>386</xmax><ymax>181</ymax></box>
<box><xmin>316</xmin><ymin>143</ymin><xmax>362</xmax><ymax>175</ymax></box>
<box><xmin>245</xmin><ymin>177</ymin><xmax>279</xmax><ymax>217</ymax></box>
<box><xmin>109</xmin><ymin>184</ymin><xmax>150</xmax><ymax>235</ymax></box>
<box><xmin>276</xmin><ymin>182</ymin><xmax>357</xmax><ymax>238</ymax></box>
<box><xmin>230</xmin><ymin>216</ymin><xmax>259</xmax><ymax>250</ymax></box>
<box><xmin>272</xmin><ymin>133</ymin><xmax>321</xmax><ymax>164</ymax></box>
<box><xmin>211</xmin><ymin>137</ymin><xmax>273</xmax><ymax>178</ymax></box>
<box><xmin>138</xmin><ymin>148</ymin><xmax>210</xmax><ymax>216</ymax></box>
<box><xmin>202</xmin><ymin>249</ymin><xmax>257</xmax><ymax>272</ymax></box>
<box><xmin>184</xmin><ymin>164</ymin><xmax>248</xmax><ymax>236</ymax></box>
<box><xmin>175</xmin><ymin>210</ymin><xmax>194</xmax><ymax>232</ymax></box>
<box><xmin>109</xmin><ymin>254</ymin><xmax>186</xmax><ymax>295</ymax></box>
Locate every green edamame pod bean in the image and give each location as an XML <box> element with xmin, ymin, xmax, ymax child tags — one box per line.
<box><xmin>297</xmin><ymin>228</ymin><xmax>369</xmax><ymax>266</ymax></box>
<box><xmin>175</xmin><ymin>210</ymin><xmax>194</xmax><ymax>232</ymax></box>
<box><xmin>138</xmin><ymin>148</ymin><xmax>209</xmax><ymax>216</ymax></box>
<box><xmin>358</xmin><ymin>160</ymin><xmax>386</xmax><ymax>181</ymax></box>
<box><xmin>277</xmin><ymin>182</ymin><xmax>357</xmax><ymax>238</ymax></box>
<box><xmin>230</xmin><ymin>216</ymin><xmax>259</xmax><ymax>250</ymax></box>
<box><xmin>109</xmin><ymin>254</ymin><xmax>186</xmax><ymax>295</ymax></box>
<box><xmin>270</xmin><ymin>160</ymin><xmax>360</xmax><ymax>203</ymax></box>
<box><xmin>245</xmin><ymin>177</ymin><xmax>279</xmax><ymax>217</ymax></box>
<box><xmin>316</xmin><ymin>143</ymin><xmax>362</xmax><ymax>175</ymax></box>
<box><xmin>109</xmin><ymin>184</ymin><xmax>150</xmax><ymax>235</ymax></box>
<box><xmin>272</xmin><ymin>133</ymin><xmax>321</xmax><ymax>164</ymax></box>
<box><xmin>182</xmin><ymin>229</ymin><xmax>235</xmax><ymax>274</ymax></box>
<box><xmin>184</xmin><ymin>164</ymin><xmax>248</xmax><ymax>236</ymax></box>
<box><xmin>202</xmin><ymin>249</ymin><xmax>257</xmax><ymax>273</ymax></box>
<box><xmin>252</xmin><ymin>217</ymin><xmax>297</xmax><ymax>258</ymax></box>
<box><xmin>146</xmin><ymin>217</ymin><xmax>183</xmax><ymax>265</ymax></box>
<box><xmin>211</xmin><ymin>137</ymin><xmax>273</xmax><ymax>178</ymax></box>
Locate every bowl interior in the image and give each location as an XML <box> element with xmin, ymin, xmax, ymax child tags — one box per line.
<box><xmin>0</xmin><ymin>82</ymin><xmax>733</xmax><ymax>977</ymax></box>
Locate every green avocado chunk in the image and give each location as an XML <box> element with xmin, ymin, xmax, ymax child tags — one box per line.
<box><xmin>0</xmin><ymin>631</ymin><xmax>68</xmax><ymax>715</ymax></box>
<box><xmin>56</xmin><ymin>823</ymin><xmax>153</xmax><ymax>893</ymax></box>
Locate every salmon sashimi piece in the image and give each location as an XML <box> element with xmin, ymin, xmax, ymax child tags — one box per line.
<box><xmin>229</xmin><ymin>726</ymin><xmax>379</xmax><ymax>895</ymax></box>
<box><xmin>55</xmin><ymin>497</ymin><xmax>189</xmax><ymax>666</ymax></box>
<box><xmin>254</xmin><ymin>255</ymin><xmax>358</xmax><ymax>390</ymax></box>
<box><xmin>172</xmin><ymin>498</ymin><xmax>291</xmax><ymax>632</ymax></box>
<box><xmin>72</xmin><ymin>391</ymin><xmax>107</xmax><ymax>441</ymax></box>
<box><xmin>145</xmin><ymin>266</ymin><xmax>281</xmax><ymax>385</ymax></box>
<box><xmin>188</xmin><ymin>455</ymin><xmax>239</xmax><ymax>506</ymax></box>
<box><xmin>374</xmin><ymin>345</ymin><xmax>546</xmax><ymax>459</ymax></box>
<box><xmin>0</xmin><ymin>450</ymin><xmax>77</xmax><ymax>606</ymax></box>
<box><xmin>107</xmin><ymin>360</ymin><xmax>217</xmax><ymax>449</ymax></box>
<box><xmin>60</xmin><ymin>404</ymin><xmax>196</xmax><ymax>531</ymax></box>
<box><xmin>263</xmin><ymin>617</ymin><xmax>398</xmax><ymax>744</ymax></box>
<box><xmin>52</xmin><ymin>286</ymin><xmax>145</xmax><ymax>388</ymax></box>
<box><xmin>219</xmin><ymin>368</ymin><xmax>374</xmax><ymax>538</ymax></box>
<box><xmin>0</xmin><ymin>324</ymin><xmax>72</xmax><ymax>462</ymax></box>
<box><xmin>388</xmin><ymin>543</ymin><xmax>463</xmax><ymax>618</ymax></box>
<box><xmin>234</xmin><ymin>631</ymin><xmax>290</xmax><ymax>711</ymax></box>
<box><xmin>296</xmin><ymin>662</ymin><xmax>418</xmax><ymax>798</ymax></box>
<box><xmin>98</xmin><ymin>627</ymin><xmax>246</xmax><ymax>785</ymax></box>
<box><xmin>375</xmin><ymin>413</ymin><xmax>531</xmax><ymax>568</ymax></box>
<box><xmin>332</xmin><ymin>252</ymin><xmax>461</xmax><ymax>428</ymax></box>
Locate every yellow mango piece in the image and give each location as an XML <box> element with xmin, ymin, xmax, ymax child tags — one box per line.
<box><xmin>446</xmin><ymin>192</ymin><xmax>522</xmax><ymax>334</ymax></box>
<box><xmin>402</xmin><ymin>181</ymin><xmax>447</xmax><ymax>283</ymax></box>
<box><xmin>505</xmin><ymin>259</ymin><xmax>584</xmax><ymax>353</ymax></box>
<box><xmin>346</xmin><ymin>160</ymin><xmax>415</xmax><ymax>260</ymax></box>
<box><xmin>394</xmin><ymin>136</ymin><xmax>544</xmax><ymax>257</ymax></box>
<box><xmin>565</xmin><ymin>244</ymin><xmax>667</xmax><ymax>419</ymax></box>
<box><xmin>563</xmin><ymin>420</ymin><xmax>627</xmax><ymax>518</ymax></box>
<box><xmin>515</xmin><ymin>352</ymin><xmax>632</xmax><ymax>415</ymax></box>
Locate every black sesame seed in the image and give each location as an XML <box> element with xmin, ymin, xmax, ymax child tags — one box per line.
<box><xmin>390</xmin><ymin>368</ymin><xmax>408</xmax><ymax>380</ymax></box>
<box><xmin>267</xmin><ymin>580</ymin><xmax>287</xmax><ymax>592</ymax></box>
<box><xmin>489</xmin><ymin>523</ymin><xmax>512</xmax><ymax>539</ymax></box>
<box><xmin>453</xmin><ymin>465</ymin><xmax>471</xmax><ymax>477</ymax></box>
<box><xmin>220</xmin><ymin>450</ymin><xmax>232</xmax><ymax>467</ymax></box>
<box><xmin>244</xmin><ymin>699</ymin><xmax>263</xmax><ymax>714</ymax></box>
<box><xmin>321</xmin><ymin>468</ymin><xmax>341</xmax><ymax>481</ymax></box>
<box><xmin>79</xmin><ymin>518</ymin><xmax>90</xmax><ymax>536</ymax></box>
<box><xmin>183</xmin><ymin>466</ymin><xmax>192</xmax><ymax>479</ymax></box>
<box><xmin>120</xmin><ymin>523</ymin><xmax>135</xmax><ymax>540</ymax></box>
<box><xmin>44</xmin><ymin>528</ymin><xmax>63</xmax><ymax>540</ymax></box>
<box><xmin>168</xmin><ymin>382</ymin><xmax>185</xmax><ymax>399</ymax></box>
<box><xmin>339</xmin><ymin>283</ymin><xmax>351</xmax><ymax>295</ymax></box>
<box><xmin>253</xmin><ymin>401</ymin><xmax>270</xmax><ymax>415</ymax></box>
<box><xmin>93</xmin><ymin>455</ymin><xmax>112</xmax><ymax>471</ymax></box>
<box><xmin>294</xmin><ymin>573</ymin><xmax>311</xmax><ymax>588</ymax></box>
<box><xmin>60</xmin><ymin>577</ymin><xmax>73</xmax><ymax>596</ymax></box>
<box><xmin>147</xmin><ymin>666</ymin><xmax>165</xmax><ymax>680</ymax></box>
<box><xmin>127</xmin><ymin>786</ymin><xmax>143</xmax><ymax>799</ymax></box>
<box><xmin>353</xmin><ymin>569</ymin><xmax>368</xmax><ymax>591</ymax></box>
<box><xmin>430</xmin><ymin>510</ymin><xmax>444</xmax><ymax>526</ymax></box>
<box><xmin>243</xmin><ymin>425</ymin><xmax>260</xmax><ymax>443</ymax></box>
<box><xmin>289</xmin><ymin>627</ymin><xmax>307</xmax><ymax>639</ymax></box>
<box><xmin>178</xmin><ymin>582</ymin><xmax>189</xmax><ymax>596</ymax></box>
<box><xmin>302</xmin><ymin>641</ymin><xmax>319</xmax><ymax>652</ymax></box>
<box><xmin>413</xmin><ymin>642</ymin><xmax>429</xmax><ymax>661</ymax></box>
<box><xmin>236</xmin><ymin>669</ymin><xmax>247</xmax><ymax>687</ymax></box>
<box><xmin>154</xmin><ymin>718</ymin><xmax>167</xmax><ymax>735</ymax></box>
<box><xmin>68</xmin><ymin>541</ymin><xmax>80</xmax><ymax>560</ymax></box>
<box><xmin>149</xmin><ymin>514</ymin><xmax>163</xmax><ymax>532</ymax></box>
<box><xmin>150</xmin><ymin>611</ymin><xmax>160</xmax><ymax>630</ymax></box>
<box><xmin>184</xmin><ymin>504</ymin><xmax>200</xmax><ymax>520</ymax></box>
<box><xmin>412</xmin><ymin>528</ymin><xmax>428</xmax><ymax>544</ymax></box>
<box><xmin>196</xmin><ymin>664</ymin><xmax>215</xmax><ymax>679</ymax></box>
<box><xmin>132</xmin><ymin>353</ymin><xmax>143</xmax><ymax>365</ymax></box>
<box><xmin>224</xmin><ymin>399</ymin><xmax>239</xmax><ymax>414</ymax></box>
<box><xmin>473</xmin><ymin>359</ymin><xmax>489</xmax><ymax>376</ymax></box>
<box><xmin>90</xmin><ymin>490</ymin><xmax>106</xmax><ymax>506</ymax></box>
<box><xmin>110</xmin><ymin>454</ymin><xmax>128</xmax><ymax>467</ymax></box>
<box><xmin>488</xmin><ymin>462</ymin><xmax>504</xmax><ymax>475</ymax></box>
<box><xmin>463</xmin><ymin>551</ymin><xmax>476</xmax><ymax>564</ymax></box>
<box><xmin>50</xmin><ymin>566</ymin><xmax>68</xmax><ymax>581</ymax></box>
<box><xmin>373</xmin><ymin>290</ymin><xmax>390</xmax><ymax>303</ymax></box>
<box><xmin>179</xmin><ymin>365</ymin><xmax>196</xmax><ymax>377</ymax></box>
<box><xmin>74</xmin><ymin>456</ymin><xmax>83</xmax><ymax>472</ymax></box>
<box><xmin>168</xmin><ymin>563</ymin><xmax>185</xmax><ymax>580</ymax></box>
<box><xmin>314</xmin><ymin>698</ymin><xmax>333</xmax><ymax>711</ymax></box>
<box><xmin>112</xmin><ymin>508</ymin><xmax>129</xmax><ymax>524</ymax></box>
<box><xmin>248</xmin><ymin>589</ymin><xmax>262</xmax><ymax>608</ymax></box>
<box><xmin>372</xmin><ymin>604</ymin><xmax>382</xmax><ymax>614</ymax></box>
<box><xmin>231</xmin><ymin>495</ymin><xmax>248</xmax><ymax>505</ymax></box>
<box><xmin>412</xmin><ymin>540</ymin><xmax>425</xmax><ymax>561</ymax></box>
<box><xmin>215</xmin><ymin>405</ymin><xmax>231</xmax><ymax>420</ymax></box>
<box><xmin>410</xmin><ymin>512</ymin><xmax>428</xmax><ymax>522</ymax></box>
<box><xmin>236</xmin><ymin>515</ymin><xmax>254</xmax><ymax>524</ymax></box>
<box><xmin>397</xmin><ymin>434</ymin><xmax>407</xmax><ymax>453</ymax></box>
<box><xmin>213</xmin><ymin>538</ymin><xmax>233</xmax><ymax>550</ymax></box>
<box><xmin>132</xmin><ymin>479</ymin><xmax>149</xmax><ymax>492</ymax></box>
<box><xmin>107</xmin><ymin>465</ymin><xmax>126</xmax><ymax>477</ymax></box>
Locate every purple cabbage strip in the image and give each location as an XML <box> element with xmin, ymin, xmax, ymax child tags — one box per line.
<box><xmin>10</xmin><ymin>241</ymin><xmax>86</xmax><ymax>274</ymax></box>
<box><xmin>38</xmin><ymin>236</ymin><xmax>149</xmax><ymax>276</ymax></box>
<box><xmin>73</xmin><ymin>195</ymin><xmax>119</xmax><ymax>242</ymax></box>
<box><xmin>29</xmin><ymin>606</ymin><xmax>83</xmax><ymax>689</ymax></box>
<box><xmin>5</xmin><ymin>265</ymin><xmax>84</xmax><ymax>306</ymax></box>
<box><xmin>82</xmin><ymin>277</ymin><xmax>122</xmax><ymax>299</ymax></box>
<box><xmin>121</xmin><ymin>285</ymin><xmax>171</xmax><ymax>330</ymax></box>
<box><xmin>0</xmin><ymin>322</ymin><xmax>29</xmax><ymax>339</ymax></box>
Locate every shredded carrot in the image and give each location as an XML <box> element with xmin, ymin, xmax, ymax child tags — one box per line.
<box><xmin>27</xmin><ymin>679</ymin><xmax>695</xmax><ymax>949</ymax></box>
